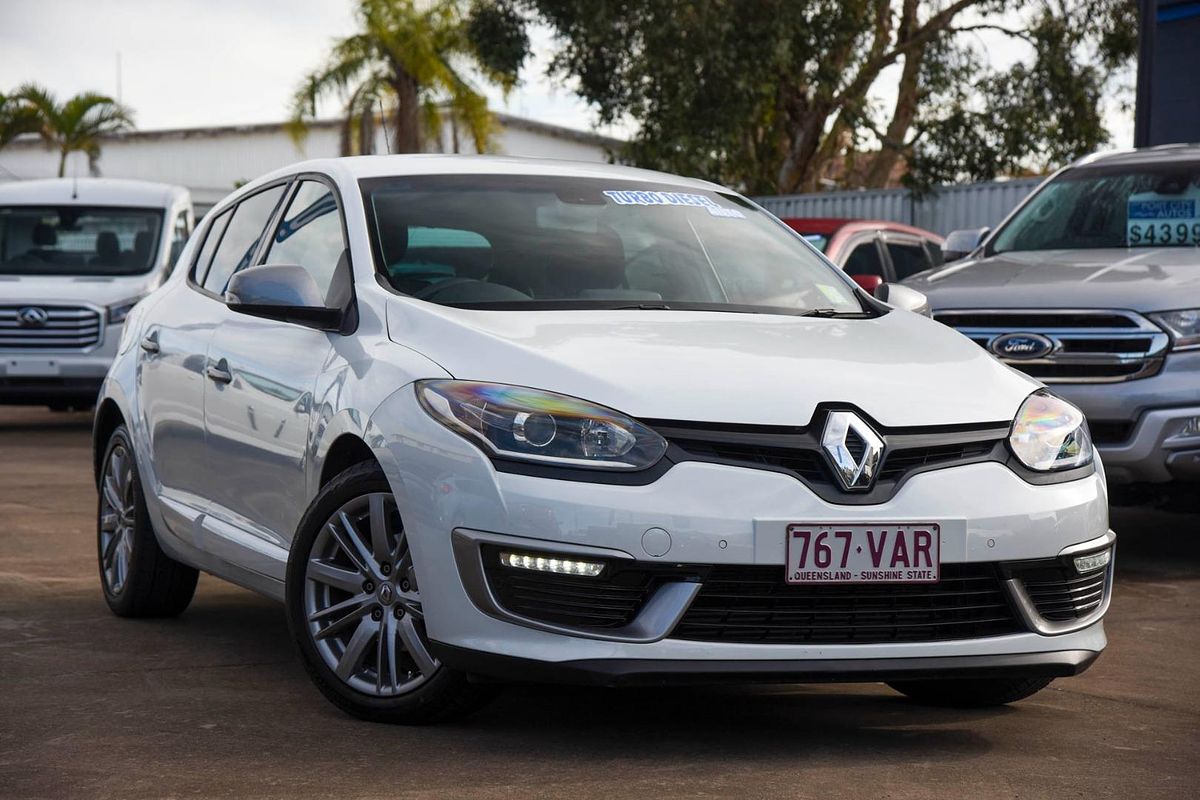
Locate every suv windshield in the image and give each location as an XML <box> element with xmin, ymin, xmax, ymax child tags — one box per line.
<box><xmin>362</xmin><ymin>175</ymin><xmax>863</xmax><ymax>315</ymax></box>
<box><xmin>0</xmin><ymin>206</ymin><xmax>163</xmax><ymax>276</ymax></box>
<box><xmin>991</xmin><ymin>162</ymin><xmax>1200</xmax><ymax>253</ymax></box>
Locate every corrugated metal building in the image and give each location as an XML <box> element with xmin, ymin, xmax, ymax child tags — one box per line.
<box><xmin>0</xmin><ymin>112</ymin><xmax>621</xmax><ymax>216</ymax></box>
<box><xmin>754</xmin><ymin>177</ymin><xmax>1043</xmax><ymax>235</ymax></box>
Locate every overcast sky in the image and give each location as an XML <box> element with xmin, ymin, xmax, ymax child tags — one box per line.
<box><xmin>0</xmin><ymin>0</ymin><xmax>1132</xmax><ymax>147</ymax></box>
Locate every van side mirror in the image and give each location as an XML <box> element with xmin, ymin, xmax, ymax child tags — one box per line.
<box><xmin>942</xmin><ymin>227</ymin><xmax>989</xmax><ymax>261</ymax></box>
<box><xmin>874</xmin><ymin>283</ymin><xmax>931</xmax><ymax>317</ymax></box>
<box><xmin>225</xmin><ymin>263</ymin><xmax>343</xmax><ymax>331</ymax></box>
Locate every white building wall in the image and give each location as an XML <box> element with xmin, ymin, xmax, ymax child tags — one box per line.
<box><xmin>0</xmin><ymin>116</ymin><xmax>617</xmax><ymax>214</ymax></box>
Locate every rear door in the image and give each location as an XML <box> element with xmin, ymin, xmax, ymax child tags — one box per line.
<box><xmin>201</xmin><ymin>178</ymin><xmax>348</xmax><ymax>567</ymax></box>
<box><xmin>136</xmin><ymin>209</ymin><xmax>230</xmax><ymax>544</ymax></box>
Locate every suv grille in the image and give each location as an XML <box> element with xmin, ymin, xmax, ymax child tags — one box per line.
<box><xmin>672</xmin><ymin>564</ymin><xmax>1021</xmax><ymax>644</ymax></box>
<box><xmin>0</xmin><ymin>305</ymin><xmax>102</xmax><ymax>350</ymax></box>
<box><xmin>934</xmin><ymin>309</ymin><xmax>1169</xmax><ymax>384</ymax></box>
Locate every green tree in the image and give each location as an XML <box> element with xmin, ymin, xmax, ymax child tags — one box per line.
<box><xmin>290</xmin><ymin>0</ymin><xmax>523</xmax><ymax>156</ymax></box>
<box><xmin>14</xmin><ymin>84</ymin><xmax>134</xmax><ymax>177</ymax></box>
<box><xmin>472</xmin><ymin>0</ymin><xmax>1138</xmax><ymax>193</ymax></box>
<box><xmin>0</xmin><ymin>91</ymin><xmax>42</xmax><ymax>149</ymax></box>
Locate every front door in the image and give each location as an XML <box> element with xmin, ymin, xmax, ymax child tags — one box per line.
<box><xmin>199</xmin><ymin>178</ymin><xmax>350</xmax><ymax>569</ymax></box>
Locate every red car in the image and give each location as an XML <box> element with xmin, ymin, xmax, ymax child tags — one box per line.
<box><xmin>781</xmin><ymin>218</ymin><xmax>944</xmax><ymax>291</ymax></box>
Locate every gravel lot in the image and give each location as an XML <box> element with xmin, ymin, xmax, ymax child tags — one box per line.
<box><xmin>0</xmin><ymin>405</ymin><xmax>1197</xmax><ymax>799</ymax></box>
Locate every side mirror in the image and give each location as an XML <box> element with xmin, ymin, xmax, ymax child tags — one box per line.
<box><xmin>874</xmin><ymin>283</ymin><xmax>931</xmax><ymax>317</ymax></box>
<box><xmin>225</xmin><ymin>263</ymin><xmax>343</xmax><ymax>331</ymax></box>
<box><xmin>850</xmin><ymin>274</ymin><xmax>884</xmax><ymax>292</ymax></box>
<box><xmin>942</xmin><ymin>227</ymin><xmax>989</xmax><ymax>262</ymax></box>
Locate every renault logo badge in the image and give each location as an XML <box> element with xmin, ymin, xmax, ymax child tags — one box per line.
<box><xmin>821</xmin><ymin>411</ymin><xmax>885</xmax><ymax>491</ymax></box>
<box><xmin>17</xmin><ymin>307</ymin><xmax>49</xmax><ymax>328</ymax></box>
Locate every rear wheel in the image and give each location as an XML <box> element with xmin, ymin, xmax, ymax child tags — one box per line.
<box><xmin>97</xmin><ymin>425</ymin><xmax>198</xmax><ymax>617</ymax></box>
<box><xmin>887</xmin><ymin>676</ymin><xmax>1053</xmax><ymax>707</ymax></box>
<box><xmin>285</xmin><ymin>461</ymin><xmax>494</xmax><ymax>724</ymax></box>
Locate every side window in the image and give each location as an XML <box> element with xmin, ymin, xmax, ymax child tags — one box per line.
<box><xmin>925</xmin><ymin>239</ymin><xmax>945</xmax><ymax>267</ymax></box>
<box><xmin>201</xmin><ymin>184</ymin><xmax>286</xmax><ymax>294</ymax></box>
<box><xmin>264</xmin><ymin>180</ymin><xmax>347</xmax><ymax>303</ymax></box>
<box><xmin>842</xmin><ymin>239</ymin><xmax>885</xmax><ymax>277</ymax></box>
<box><xmin>191</xmin><ymin>210</ymin><xmax>231</xmax><ymax>286</ymax></box>
<box><xmin>886</xmin><ymin>239</ymin><xmax>930</xmax><ymax>280</ymax></box>
<box><xmin>168</xmin><ymin>210</ymin><xmax>190</xmax><ymax>269</ymax></box>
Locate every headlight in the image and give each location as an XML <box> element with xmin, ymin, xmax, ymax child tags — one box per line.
<box><xmin>1150</xmin><ymin>309</ymin><xmax>1200</xmax><ymax>350</ymax></box>
<box><xmin>106</xmin><ymin>296</ymin><xmax>145</xmax><ymax>324</ymax></box>
<box><xmin>416</xmin><ymin>380</ymin><xmax>668</xmax><ymax>470</ymax></box>
<box><xmin>1008</xmin><ymin>390</ymin><xmax>1093</xmax><ymax>472</ymax></box>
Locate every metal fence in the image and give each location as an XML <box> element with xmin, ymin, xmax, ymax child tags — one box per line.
<box><xmin>753</xmin><ymin>177</ymin><xmax>1044</xmax><ymax>236</ymax></box>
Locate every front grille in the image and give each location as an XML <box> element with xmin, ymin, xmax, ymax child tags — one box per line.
<box><xmin>935</xmin><ymin>309</ymin><xmax>1169</xmax><ymax>384</ymax></box>
<box><xmin>653</xmin><ymin>414</ymin><xmax>1006</xmax><ymax>503</ymax></box>
<box><xmin>1010</xmin><ymin>563</ymin><xmax>1108</xmax><ymax>621</ymax></box>
<box><xmin>672</xmin><ymin>564</ymin><xmax>1022</xmax><ymax>644</ymax></box>
<box><xmin>0</xmin><ymin>305</ymin><xmax>102</xmax><ymax>350</ymax></box>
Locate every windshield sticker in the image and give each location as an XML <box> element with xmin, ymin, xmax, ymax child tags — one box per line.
<box><xmin>816</xmin><ymin>283</ymin><xmax>849</xmax><ymax>304</ymax></box>
<box><xmin>603</xmin><ymin>190</ymin><xmax>746</xmax><ymax>218</ymax></box>
<box><xmin>1127</xmin><ymin>187</ymin><xmax>1200</xmax><ymax>246</ymax></box>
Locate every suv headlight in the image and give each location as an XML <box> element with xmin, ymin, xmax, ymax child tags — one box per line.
<box><xmin>1149</xmin><ymin>309</ymin><xmax>1200</xmax><ymax>350</ymax></box>
<box><xmin>1009</xmin><ymin>390</ymin><xmax>1093</xmax><ymax>471</ymax></box>
<box><xmin>416</xmin><ymin>380</ymin><xmax>668</xmax><ymax>470</ymax></box>
<box><xmin>106</xmin><ymin>296</ymin><xmax>145</xmax><ymax>324</ymax></box>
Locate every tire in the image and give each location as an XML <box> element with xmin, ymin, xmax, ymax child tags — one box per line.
<box><xmin>97</xmin><ymin>425</ymin><xmax>199</xmax><ymax>617</ymax></box>
<box><xmin>887</xmin><ymin>676</ymin><xmax>1054</xmax><ymax>707</ymax></box>
<box><xmin>285</xmin><ymin>461</ymin><xmax>495</xmax><ymax>724</ymax></box>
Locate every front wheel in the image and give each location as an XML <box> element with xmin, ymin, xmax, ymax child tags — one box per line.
<box><xmin>887</xmin><ymin>676</ymin><xmax>1053</xmax><ymax>707</ymax></box>
<box><xmin>285</xmin><ymin>461</ymin><xmax>494</xmax><ymax>724</ymax></box>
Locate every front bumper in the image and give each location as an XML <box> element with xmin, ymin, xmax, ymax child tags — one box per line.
<box><xmin>374</xmin><ymin>388</ymin><xmax>1113</xmax><ymax>683</ymax></box>
<box><xmin>1056</xmin><ymin>351</ymin><xmax>1200</xmax><ymax>483</ymax></box>
<box><xmin>0</xmin><ymin>323</ymin><xmax>119</xmax><ymax>406</ymax></box>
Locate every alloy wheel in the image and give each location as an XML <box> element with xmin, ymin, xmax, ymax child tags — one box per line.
<box><xmin>303</xmin><ymin>493</ymin><xmax>438</xmax><ymax>696</ymax></box>
<box><xmin>99</xmin><ymin>443</ymin><xmax>136</xmax><ymax>595</ymax></box>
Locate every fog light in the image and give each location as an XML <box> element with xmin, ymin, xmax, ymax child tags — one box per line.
<box><xmin>499</xmin><ymin>551</ymin><xmax>605</xmax><ymax>577</ymax></box>
<box><xmin>1177</xmin><ymin>416</ymin><xmax>1200</xmax><ymax>439</ymax></box>
<box><xmin>1073</xmin><ymin>549</ymin><xmax>1111</xmax><ymax>573</ymax></box>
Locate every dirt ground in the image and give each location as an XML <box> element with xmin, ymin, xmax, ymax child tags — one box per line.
<box><xmin>0</xmin><ymin>406</ymin><xmax>1196</xmax><ymax>799</ymax></box>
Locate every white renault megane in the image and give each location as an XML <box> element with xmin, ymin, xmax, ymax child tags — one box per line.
<box><xmin>94</xmin><ymin>156</ymin><xmax>1113</xmax><ymax>723</ymax></box>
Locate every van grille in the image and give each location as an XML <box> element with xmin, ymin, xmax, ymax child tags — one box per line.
<box><xmin>934</xmin><ymin>309</ymin><xmax>1169</xmax><ymax>384</ymax></box>
<box><xmin>0</xmin><ymin>305</ymin><xmax>102</xmax><ymax>351</ymax></box>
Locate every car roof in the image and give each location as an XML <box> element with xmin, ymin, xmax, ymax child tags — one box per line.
<box><xmin>0</xmin><ymin>177</ymin><xmax>189</xmax><ymax>207</ymax></box>
<box><xmin>781</xmin><ymin>217</ymin><xmax>941</xmax><ymax>240</ymax></box>
<box><xmin>249</xmin><ymin>154</ymin><xmax>727</xmax><ymax>193</ymax></box>
<box><xmin>1074</xmin><ymin>143</ymin><xmax>1200</xmax><ymax>169</ymax></box>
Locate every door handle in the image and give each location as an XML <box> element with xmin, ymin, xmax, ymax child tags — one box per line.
<box><xmin>139</xmin><ymin>331</ymin><xmax>160</xmax><ymax>354</ymax></box>
<box><xmin>205</xmin><ymin>359</ymin><xmax>233</xmax><ymax>384</ymax></box>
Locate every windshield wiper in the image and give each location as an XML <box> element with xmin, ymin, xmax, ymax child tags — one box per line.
<box><xmin>613</xmin><ymin>303</ymin><xmax>673</xmax><ymax>310</ymax></box>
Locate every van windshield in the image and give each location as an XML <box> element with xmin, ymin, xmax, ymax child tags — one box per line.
<box><xmin>361</xmin><ymin>175</ymin><xmax>864</xmax><ymax>315</ymax></box>
<box><xmin>0</xmin><ymin>206</ymin><xmax>163</xmax><ymax>276</ymax></box>
<box><xmin>990</xmin><ymin>162</ymin><xmax>1200</xmax><ymax>253</ymax></box>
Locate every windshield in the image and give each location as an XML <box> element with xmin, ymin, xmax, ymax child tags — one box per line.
<box><xmin>991</xmin><ymin>162</ymin><xmax>1200</xmax><ymax>253</ymax></box>
<box><xmin>0</xmin><ymin>205</ymin><xmax>163</xmax><ymax>276</ymax></box>
<box><xmin>361</xmin><ymin>175</ymin><xmax>863</xmax><ymax>315</ymax></box>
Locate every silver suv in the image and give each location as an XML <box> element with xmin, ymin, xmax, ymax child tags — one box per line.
<box><xmin>907</xmin><ymin>145</ymin><xmax>1200</xmax><ymax>494</ymax></box>
<box><xmin>0</xmin><ymin>178</ymin><xmax>192</xmax><ymax>410</ymax></box>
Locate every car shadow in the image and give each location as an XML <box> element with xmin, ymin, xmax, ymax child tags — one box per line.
<box><xmin>0</xmin><ymin>406</ymin><xmax>93</xmax><ymax>432</ymax></box>
<box><xmin>1110</xmin><ymin>505</ymin><xmax>1200</xmax><ymax>582</ymax></box>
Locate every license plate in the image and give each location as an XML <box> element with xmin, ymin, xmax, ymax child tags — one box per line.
<box><xmin>786</xmin><ymin>523</ymin><xmax>940</xmax><ymax>584</ymax></box>
<box><xmin>6</xmin><ymin>359</ymin><xmax>60</xmax><ymax>377</ymax></box>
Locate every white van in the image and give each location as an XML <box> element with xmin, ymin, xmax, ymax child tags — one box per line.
<box><xmin>0</xmin><ymin>178</ymin><xmax>192</xmax><ymax>409</ymax></box>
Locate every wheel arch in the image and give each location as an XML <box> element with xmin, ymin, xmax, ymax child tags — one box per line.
<box><xmin>93</xmin><ymin>398</ymin><xmax>127</xmax><ymax>488</ymax></box>
<box><xmin>319</xmin><ymin>433</ymin><xmax>380</xmax><ymax>487</ymax></box>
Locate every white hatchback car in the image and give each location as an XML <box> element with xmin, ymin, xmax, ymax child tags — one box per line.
<box><xmin>95</xmin><ymin>156</ymin><xmax>1113</xmax><ymax>723</ymax></box>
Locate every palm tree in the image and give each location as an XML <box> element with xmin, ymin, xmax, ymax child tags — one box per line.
<box><xmin>289</xmin><ymin>0</ymin><xmax>518</xmax><ymax>156</ymax></box>
<box><xmin>0</xmin><ymin>91</ymin><xmax>42</xmax><ymax>149</ymax></box>
<box><xmin>15</xmin><ymin>84</ymin><xmax>134</xmax><ymax>177</ymax></box>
